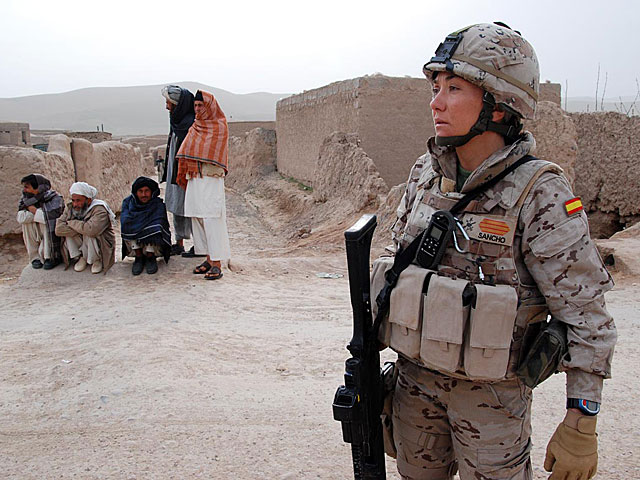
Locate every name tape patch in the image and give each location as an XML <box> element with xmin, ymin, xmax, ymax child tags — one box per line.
<box><xmin>461</xmin><ymin>214</ymin><xmax>517</xmax><ymax>246</ymax></box>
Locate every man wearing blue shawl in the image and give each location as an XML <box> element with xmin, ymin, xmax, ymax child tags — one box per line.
<box><xmin>120</xmin><ymin>177</ymin><xmax>171</xmax><ymax>275</ymax></box>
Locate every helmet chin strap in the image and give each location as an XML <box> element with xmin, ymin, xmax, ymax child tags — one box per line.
<box><xmin>435</xmin><ymin>92</ymin><xmax>520</xmax><ymax>147</ymax></box>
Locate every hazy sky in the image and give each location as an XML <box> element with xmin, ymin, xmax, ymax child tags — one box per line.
<box><xmin>1</xmin><ymin>0</ymin><xmax>638</xmax><ymax>99</ymax></box>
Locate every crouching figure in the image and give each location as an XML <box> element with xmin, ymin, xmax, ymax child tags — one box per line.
<box><xmin>55</xmin><ymin>182</ymin><xmax>116</xmax><ymax>274</ymax></box>
<box><xmin>120</xmin><ymin>176</ymin><xmax>171</xmax><ymax>275</ymax></box>
<box><xmin>17</xmin><ymin>174</ymin><xmax>64</xmax><ymax>270</ymax></box>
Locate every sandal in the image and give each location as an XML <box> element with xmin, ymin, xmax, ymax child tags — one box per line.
<box><xmin>193</xmin><ymin>261</ymin><xmax>212</xmax><ymax>274</ymax></box>
<box><xmin>204</xmin><ymin>266</ymin><xmax>223</xmax><ymax>280</ymax></box>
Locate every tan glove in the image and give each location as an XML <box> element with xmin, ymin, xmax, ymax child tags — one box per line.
<box><xmin>544</xmin><ymin>411</ymin><xmax>598</xmax><ymax>479</ymax></box>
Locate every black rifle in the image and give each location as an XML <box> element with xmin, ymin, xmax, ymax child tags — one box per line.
<box><xmin>333</xmin><ymin>214</ymin><xmax>386</xmax><ymax>479</ymax></box>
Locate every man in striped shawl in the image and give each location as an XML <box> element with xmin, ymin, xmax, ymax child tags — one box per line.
<box><xmin>17</xmin><ymin>174</ymin><xmax>65</xmax><ymax>269</ymax></box>
<box><xmin>176</xmin><ymin>90</ymin><xmax>231</xmax><ymax>280</ymax></box>
<box><xmin>120</xmin><ymin>176</ymin><xmax>171</xmax><ymax>275</ymax></box>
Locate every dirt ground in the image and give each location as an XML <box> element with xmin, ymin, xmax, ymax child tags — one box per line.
<box><xmin>0</xmin><ymin>184</ymin><xmax>638</xmax><ymax>479</ymax></box>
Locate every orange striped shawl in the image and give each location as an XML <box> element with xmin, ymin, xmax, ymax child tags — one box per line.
<box><xmin>176</xmin><ymin>90</ymin><xmax>229</xmax><ymax>189</ymax></box>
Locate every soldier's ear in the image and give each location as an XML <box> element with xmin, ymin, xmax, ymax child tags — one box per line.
<box><xmin>492</xmin><ymin>108</ymin><xmax>506</xmax><ymax>123</ymax></box>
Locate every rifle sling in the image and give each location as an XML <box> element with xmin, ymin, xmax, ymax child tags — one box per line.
<box><xmin>372</xmin><ymin>154</ymin><xmax>537</xmax><ymax>336</ymax></box>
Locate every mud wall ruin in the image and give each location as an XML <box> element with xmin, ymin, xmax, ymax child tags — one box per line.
<box><xmin>277</xmin><ymin>76</ymin><xmax>433</xmax><ymax>188</ymax></box>
<box><xmin>571</xmin><ymin>111</ymin><xmax>640</xmax><ymax>237</ymax></box>
<box><xmin>226</xmin><ymin>128</ymin><xmax>277</xmax><ymax>192</ymax></box>
<box><xmin>276</xmin><ymin>77</ymin><xmax>563</xmax><ymax>189</ymax></box>
<box><xmin>277</xmin><ymin>78</ymin><xmax>361</xmax><ymax>185</ymax></box>
<box><xmin>539</xmin><ymin>82</ymin><xmax>562</xmax><ymax>105</ymax></box>
<box><xmin>70</xmin><ymin>139</ymin><xmax>155</xmax><ymax>213</ymax></box>
<box><xmin>229</xmin><ymin>121</ymin><xmax>276</xmax><ymax>138</ymax></box>
<box><xmin>0</xmin><ymin>122</ymin><xmax>31</xmax><ymax>147</ymax></box>
<box><xmin>524</xmin><ymin>101</ymin><xmax>577</xmax><ymax>185</ymax></box>
<box><xmin>0</xmin><ymin>134</ymin><xmax>155</xmax><ymax>239</ymax></box>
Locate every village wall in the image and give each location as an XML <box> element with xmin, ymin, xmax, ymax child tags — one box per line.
<box><xmin>276</xmin><ymin>78</ymin><xmax>564</xmax><ymax>189</ymax></box>
<box><xmin>91</xmin><ymin>142</ymin><xmax>154</xmax><ymax>212</ymax></box>
<box><xmin>229</xmin><ymin>121</ymin><xmax>276</xmax><ymax>138</ymax></box>
<box><xmin>357</xmin><ymin>76</ymin><xmax>433</xmax><ymax>187</ymax></box>
<box><xmin>226</xmin><ymin>128</ymin><xmax>277</xmax><ymax>192</ymax></box>
<box><xmin>571</xmin><ymin>111</ymin><xmax>640</xmax><ymax>236</ymax></box>
<box><xmin>276</xmin><ymin>79</ymin><xmax>360</xmax><ymax>184</ymax></box>
<box><xmin>0</xmin><ymin>134</ymin><xmax>155</xmax><ymax>240</ymax></box>
<box><xmin>539</xmin><ymin>82</ymin><xmax>562</xmax><ymax>105</ymax></box>
<box><xmin>66</xmin><ymin>131</ymin><xmax>112</xmax><ymax>143</ymax></box>
<box><xmin>524</xmin><ymin>101</ymin><xmax>577</xmax><ymax>185</ymax></box>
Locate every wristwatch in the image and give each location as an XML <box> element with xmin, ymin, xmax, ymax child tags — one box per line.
<box><xmin>567</xmin><ymin>398</ymin><xmax>600</xmax><ymax>415</ymax></box>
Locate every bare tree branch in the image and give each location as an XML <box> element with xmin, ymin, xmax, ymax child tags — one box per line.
<box><xmin>595</xmin><ymin>63</ymin><xmax>600</xmax><ymax>111</ymax></box>
<box><xmin>600</xmin><ymin>72</ymin><xmax>608</xmax><ymax>111</ymax></box>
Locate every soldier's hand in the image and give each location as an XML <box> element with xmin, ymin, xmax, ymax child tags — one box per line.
<box><xmin>544</xmin><ymin>412</ymin><xmax>597</xmax><ymax>479</ymax></box>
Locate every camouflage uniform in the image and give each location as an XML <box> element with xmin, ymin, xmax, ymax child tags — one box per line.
<box><xmin>388</xmin><ymin>132</ymin><xmax>617</xmax><ymax>479</ymax></box>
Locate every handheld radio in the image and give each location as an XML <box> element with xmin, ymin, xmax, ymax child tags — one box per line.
<box><xmin>414</xmin><ymin>210</ymin><xmax>457</xmax><ymax>269</ymax></box>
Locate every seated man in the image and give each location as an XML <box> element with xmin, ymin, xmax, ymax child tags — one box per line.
<box><xmin>120</xmin><ymin>176</ymin><xmax>171</xmax><ymax>275</ymax></box>
<box><xmin>17</xmin><ymin>174</ymin><xmax>65</xmax><ymax>269</ymax></box>
<box><xmin>55</xmin><ymin>182</ymin><xmax>116</xmax><ymax>274</ymax></box>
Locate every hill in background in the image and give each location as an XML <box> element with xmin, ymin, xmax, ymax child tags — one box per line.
<box><xmin>1</xmin><ymin>82</ymin><xmax>638</xmax><ymax>137</ymax></box>
<box><xmin>0</xmin><ymin>82</ymin><xmax>290</xmax><ymax>136</ymax></box>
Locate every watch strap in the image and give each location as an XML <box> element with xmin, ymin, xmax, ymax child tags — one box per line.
<box><xmin>567</xmin><ymin>398</ymin><xmax>600</xmax><ymax>415</ymax></box>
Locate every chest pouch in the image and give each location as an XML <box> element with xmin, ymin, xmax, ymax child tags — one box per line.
<box><xmin>371</xmin><ymin>155</ymin><xmax>538</xmax><ymax>368</ymax></box>
<box><xmin>420</xmin><ymin>275</ymin><xmax>471</xmax><ymax>374</ymax></box>
<box><xmin>463</xmin><ymin>283</ymin><xmax>519</xmax><ymax>380</ymax></box>
<box><xmin>387</xmin><ymin>265</ymin><xmax>434</xmax><ymax>359</ymax></box>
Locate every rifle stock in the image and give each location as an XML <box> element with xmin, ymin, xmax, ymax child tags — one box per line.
<box><xmin>333</xmin><ymin>214</ymin><xmax>386</xmax><ymax>479</ymax></box>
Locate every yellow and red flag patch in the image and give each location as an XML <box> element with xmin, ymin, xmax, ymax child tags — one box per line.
<box><xmin>479</xmin><ymin>218</ymin><xmax>511</xmax><ymax>235</ymax></box>
<box><xmin>564</xmin><ymin>197</ymin><xmax>583</xmax><ymax>216</ymax></box>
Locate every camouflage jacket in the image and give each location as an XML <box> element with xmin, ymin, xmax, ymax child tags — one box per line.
<box><xmin>392</xmin><ymin>133</ymin><xmax>616</xmax><ymax>402</ymax></box>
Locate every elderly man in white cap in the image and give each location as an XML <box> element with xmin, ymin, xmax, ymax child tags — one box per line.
<box><xmin>55</xmin><ymin>182</ymin><xmax>116</xmax><ymax>274</ymax></box>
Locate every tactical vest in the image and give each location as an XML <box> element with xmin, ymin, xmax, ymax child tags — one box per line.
<box><xmin>374</xmin><ymin>158</ymin><xmax>564</xmax><ymax>382</ymax></box>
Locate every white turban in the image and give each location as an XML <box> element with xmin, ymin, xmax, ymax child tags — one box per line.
<box><xmin>161</xmin><ymin>85</ymin><xmax>182</xmax><ymax>105</ymax></box>
<box><xmin>70</xmin><ymin>182</ymin><xmax>97</xmax><ymax>199</ymax></box>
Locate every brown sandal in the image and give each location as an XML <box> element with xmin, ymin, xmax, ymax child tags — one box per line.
<box><xmin>204</xmin><ymin>266</ymin><xmax>223</xmax><ymax>280</ymax></box>
<box><xmin>193</xmin><ymin>261</ymin><xmax>212</xmax><ymax>274</ymax></box>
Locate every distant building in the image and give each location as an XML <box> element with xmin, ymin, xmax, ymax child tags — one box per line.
<box><xmin>0</xmin><ymin>122</ymin><xmax>30</xmax><ymax>147</ymax></box>
<box><xmin>540</xmin><ymin>81</ymin><xmax>562</xmax><ymax>105</ymax></box>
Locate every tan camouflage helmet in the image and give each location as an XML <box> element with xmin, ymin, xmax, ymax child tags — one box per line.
<box><xmin>424</xmin><ymin>23</ymin><xmax>540</xmax><ymax>120</ymax></box>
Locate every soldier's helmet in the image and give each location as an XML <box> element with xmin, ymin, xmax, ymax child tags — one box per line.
<box><xmin>423</xmin><ymin>23</ymin><xmax>539</xmax><ymax>120</ymax></box>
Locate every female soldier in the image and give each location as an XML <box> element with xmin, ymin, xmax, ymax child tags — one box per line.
<box><xmin>386</xmin><ymin>23</ymin><xmax>616</xmax><ymax>479</ymax></box>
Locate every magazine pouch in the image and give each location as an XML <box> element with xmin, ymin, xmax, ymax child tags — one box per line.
<box><xmin>420</xmin><ymin>275</ymin><xmax>469</xmax><ymax>374</ymax></box>
<box><xmin>388</xmin><ymin>265</ymin><xmax>433</xmax><ymax>360</ymax></box>
<box><xmin>464</xmin><ymin>284</ymin><xmax>518</xmax><ymax>380</ymax></box>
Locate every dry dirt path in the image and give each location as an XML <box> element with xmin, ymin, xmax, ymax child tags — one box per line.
<box><xmin>0</xmin><ymin>190</ymin><xmax>638</xmax><ymax>479</ymax></box>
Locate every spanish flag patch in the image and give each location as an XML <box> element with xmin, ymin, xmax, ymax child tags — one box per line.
<box><xmin>564</xmin><ymin>197</ymin><xmax>583</xmax><ymax>216</ymax></box>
